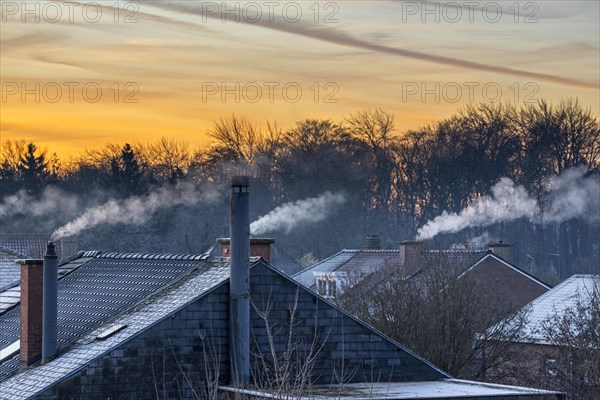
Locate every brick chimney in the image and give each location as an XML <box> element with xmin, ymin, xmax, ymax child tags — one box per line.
<box><xmin>399</xmin><ymin>241</ymin><xmax>425</xmax><ymax>279</ymax></box>
<box><xmin>217</xmin><ymin>237</ymin><xmax>275</xmax><ymax>263</ymax></box>
<box><xmin>487</xmin><ymin>241</ymin><xmax>513</xmax><ymax>263</ymax></box>
<box><xmin>363</xmin><ymin>235</ymin><xmax>381</xmax><ymax>250</ymax></box>
<box><xmin>19</xmin><ymin>259</ymin><xmax>44</xmax><ymax>368</ymax></box>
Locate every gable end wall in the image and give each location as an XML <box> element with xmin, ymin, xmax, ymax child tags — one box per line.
<box><xmin>35</xmin><ymin>263</ymin><xmax>445</xmax><ymax>399</ymax></box>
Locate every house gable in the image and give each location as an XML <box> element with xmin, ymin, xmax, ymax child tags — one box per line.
<box><xmin>459</xmin><ymin>254</ymin><xmax>550</xmax><ymax>311</ymax></box>
<box><xmin>0</xmin><ymin>258</ymin><xmax>449</xmax><ymax>399</ymax></box>
<box><xmin>250</xmin><ymin>262</ymin><xmax>449</xmax><ymax>384</ymax></box>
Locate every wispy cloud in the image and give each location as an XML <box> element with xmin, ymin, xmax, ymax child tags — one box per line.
<box><xmin>148</xmin><ymin>1</ymin><xmax>597</xmax><ymax>90</ymax></box>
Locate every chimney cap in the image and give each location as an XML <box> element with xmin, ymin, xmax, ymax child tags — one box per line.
<box><xmin>487</xmin><ymin>241</ymin><xmax>512</xmax><ymax>248</ymax></box>
<box><xmin>45</xmin><ymin>241</ymin><xmax>58</xmax><ymax>258</ymax></box>
<box><xmin>231</xmin><ymin>175</ymin><xmax>250</xmax><ymax>188</ymax></box>
<box><xmin>217</xmin><ymin>237</ymin><xmax>275</xmax><ymax>245</ymax></box>
<box><xmin>17</xmin><ymin>259</ymin><xmax>43</xmax><ymax>265</ymax></box>
<box><xmin>399</xmin><ymin>240</ymin><xmax>425</xmax><ymax>245</ymax></box>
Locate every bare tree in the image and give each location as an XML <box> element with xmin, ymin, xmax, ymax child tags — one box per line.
<box><xmin>250</xmin><ymin>287</ymin><xmax>328</xmax><ymax>398</ymax></box>
<box><xmin>535</xmin><ymin>279</ymin><xmax>600</xmax><ymax>400</ymax></box>
<box><xmin>138</xmin><ymin>137</ymin><xmax>192</xmax><ymax>183</ymax></box>
<box><xmin>346</xmin><ymin>109</ymin><xmax>399</xmax><ymax>214</ymax></box>
<box><xmin>338</xmin><ymin>259</ymin><xmax>530</xmax><ymax>380</ymax></box>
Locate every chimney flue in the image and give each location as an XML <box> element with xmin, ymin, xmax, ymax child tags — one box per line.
<box><xmin>218</xmin><ymin>237</ymin><xmax>275</xmax><ymax>263</ymax></box>
<box><xmin>19</xmin><ymin>259</ymin><xmax>44</xmax><ymax>368</ymax></box>
<box><xmin>364</xmin><ymin>235</ymin><xmax>381</xmax><ymax>250</ymax></box>
<box><xmin>487</xmin><ymin>241</ymin><xmax>514</xmax><ymax>263</ymax></box>
<box><xmin>43</xmin><ymin>242</ymin><xmax>58</xmax><ymax>362</ymax></box>
<box><xmin>399</xmin><ymin>241</ymin><xmax>425</xmax><ymax>279</ymax></box>
<box><xmin>229</xmin><ymin>176</ymin><xmax>250</xmax><ymax>386</ymax></box>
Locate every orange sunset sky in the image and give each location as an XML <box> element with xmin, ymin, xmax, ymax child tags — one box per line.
<box><xmin>1</xmin><ymin>0</ymin><xmax>599</xmax><ymax>157</ymax></box>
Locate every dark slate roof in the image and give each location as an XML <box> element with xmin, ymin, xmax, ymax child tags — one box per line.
<box><xmin>0</xmin><ymin>234</ymin><xmax>50</xmax><ymax>259</ymax></box>
<box><xmin>0</xmin><ymin>261</ymin><xmax>20</xmax><ymax>292</ymax></box>
<box><xmin>0</xmin><ymin>257</ymin><xmax>451</xmax><ymax>399</ymax></box>
<box><xmin>0</xmin><ymin>251</ymin><xmax>215</xmax><ymax>381</ymax></box>
<box><xmin>0</xmin><ymin>234</ymin><xmax>78</xmax><ymax>261</ymax></box>
<box><xmin>0</xmin><ymin>257</ymin><xmax>233</xmax><ymax>400</ymax></box>
<box><xmin>269</xmin><ymin>243</ymin><xmax>303</xmax><ymax>275</ymax></box>
<box><xmin>0</xmin><ymin>254</ymin><xmax>90</xmax><ymax>315</ymax></box>
<box><xmin>294</xmin><ymin>248</ymin><xmax>489</xmax><ymax>289</ymax></box>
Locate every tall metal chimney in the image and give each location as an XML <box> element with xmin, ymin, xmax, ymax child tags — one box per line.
<box><xmin>42</xmin><ymin>242</ymin><xmax>58</xmax><ymax>362</ymax></box>
<box><xmin>229</xmin><ymin>176</ymin><xmax>250</xmax><ymax>386</ymax></box>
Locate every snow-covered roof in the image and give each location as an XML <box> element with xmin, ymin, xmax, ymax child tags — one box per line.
<box><xmin>293</xmin><ymin>250</ymin><xmax>357</xmax><ymax>287</ymax></box>
<box><xmin>221</xmin><ymin>379</ymin><xmax>561</xmax><ymax>399</ymax></box>
<box><xmin>489</xmin><ymin>274</ymin><xmax>599</xmax><ymax>344</ymax></box>
<box><xmin>293</xmin><ymin>250</ymin><xmax>402</xmax><ymax>289</ymax></box>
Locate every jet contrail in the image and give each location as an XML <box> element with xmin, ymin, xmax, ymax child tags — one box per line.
<box><xmin>148</xmin><ymin>1</ymin><xmax>597</xmax><ymax>90</ymax></box>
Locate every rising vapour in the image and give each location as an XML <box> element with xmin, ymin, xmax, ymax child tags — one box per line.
<box><xmin>51</xmin><ymin>183</ymin><xmax>219</xmax><ymax>240</ymax></box>
<box><xmin>416</xmin><ymin>167</ymin><xmax>599</xmax><ymax>241</ymax></box>
<box><xmin>0</xmin><ymin>187</ymin><xmax>80</xmax><ymax>219</ymax></box>
<box><xmin>250</xmin><ymin>191</ymin><xmax>346</xmax><ymax>235</ymax></box>
<box><xmin>416</xmin><ymin>178</ymin><xmax>538</xmax><ymax>240</ymax></box>
<box><xmin>544</xmin><ymin>167</ymin><xmax>600</xmax><ymax>223</ymax></box>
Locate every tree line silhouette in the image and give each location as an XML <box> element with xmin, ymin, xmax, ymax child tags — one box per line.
<box><xmin>1</xmin><ymin>99</ymin><xmax>598</xmax><ymax>281</ymax></box>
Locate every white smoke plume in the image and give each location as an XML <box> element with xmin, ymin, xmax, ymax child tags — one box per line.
<box><xmin>0</xmin><ymin>187</ymin><xmax>80</xmax><ymax>219</ymax></box>
<box><xmin>416</xmin><ymin>167</ymin><xmax>599</xmax><ymax>241</ymax></box>
<box><xmin>544</xmin><ymin>167</ymin><xmax>600</xmax><ymax>223</ymax></box>
<box><xmin>250</xmin><ymin>191</ymin><xmax>346</xmax><ymax>235</ymax></box>
<box><xmin>51</xmin><ymin>183</ymin><xmax>218</xmax><ymax>240</ymax></box>
<box><xmin>416</xmin><ymin>178</ymin><xmax>538</xmax><ymax>240</ymax></box>
<box><xmin>466</xmin><ymin>232</ymin><xmax>494</xmax><ymax>249</ymax></box>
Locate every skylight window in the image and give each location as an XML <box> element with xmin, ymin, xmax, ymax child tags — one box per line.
<box><xmin>96</xmin><ymin>324</ymin><xmax>127</xmax><ymax>341</ymax></box>
<box><xmin>0</xmin><ymin>340</ymin><xmax>19</xmax><ymax>362</ymax></box>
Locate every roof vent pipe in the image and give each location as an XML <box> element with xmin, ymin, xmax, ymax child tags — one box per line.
<box><xmin>229</xmin><ymin>176</ymin><xmax>250</xmax><ymax>386</ymax></box>
<box><xmin>42</xmin><ymin>242</ymin><xmax>58</xmax><ymax>362</ymax></box>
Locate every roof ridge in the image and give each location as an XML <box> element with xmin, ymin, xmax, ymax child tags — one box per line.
<box><xmin>345</xmin><ymin>249</ymin><xmax>399</xmax><ymax>253</ymax></box>
<box><xmin>93</xmin><ymin>252</ymin><xmax>208</xmax><ymax>261</ymax></box>
<box><xmin>484</xmin><ymin>253</ymin><xmax>552</xmax><ymax>289</ymax></box>
<box><xmin>292</xmin><ymin>250</ymin><xmax>356</xmax><ymax>277</ymax></box>
<box><xmin>426</xmin><ymin>249</ymin><xmax>487</xmax><ymax>253</ymax></box>
<box><xmin>0</xmin><ymin>244</ymin><xmax>28</xmax><ymax>259</ymax></box>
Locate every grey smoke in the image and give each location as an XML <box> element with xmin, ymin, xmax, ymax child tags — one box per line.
<box><xmin>544</xmin><ymin>167</ymin><xmax>600</xmax><ymax>223</ymax></box>
<box><xmin>416</xmin><ymin>178</ymin><xmax>538</xmax><ymax>240</ymax></box>
<box><xmin>51</xmin><ymin>183</ymin><xmax>218</xmax><ymax>240</ymax></box>
<box><xmin>0</xmin><ymin>187</ymin><xmax>79</xmax><ymax>219</ymax></box>
<box><xmin>250</xmin><ymin>191</ymin><xmax>346</xmax><ymax>235</ymax></box>
<box><xmin>416</xmin><ymin>167</ymin><xmax>599</xmax><ymax>240</ymax></box>
<box><xmin>467</xmin><ymin>232</ymin><xmax>494</xmax><ymax>249</ymax></box>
